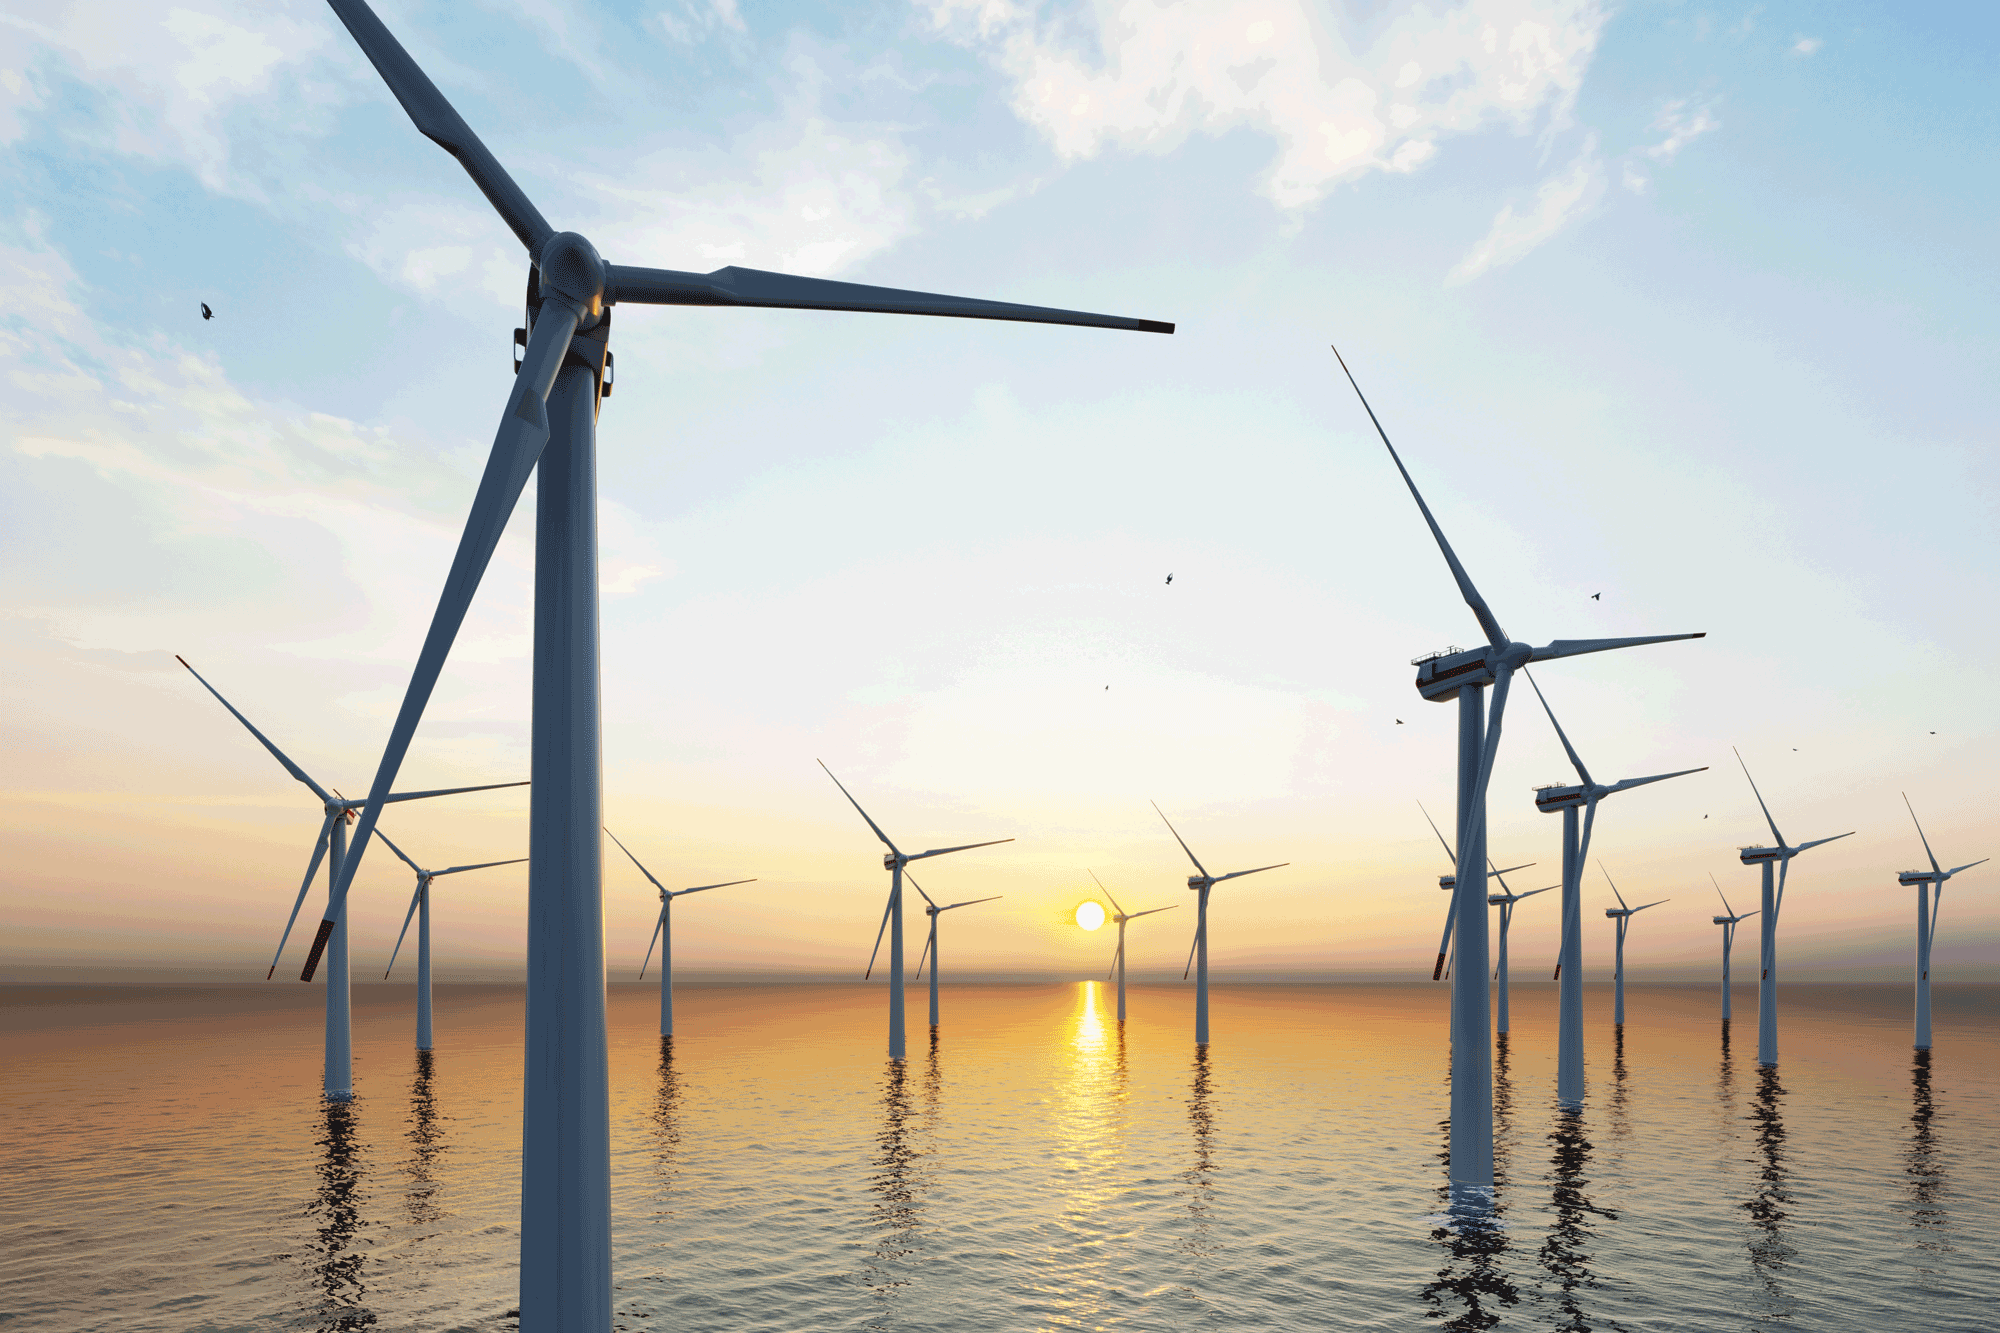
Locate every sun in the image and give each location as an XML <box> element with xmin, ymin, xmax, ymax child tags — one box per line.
<box><xmin>1075</xmin><ymin>901</ymin><xmax>1106</xmax><ymax>931</ymax></box>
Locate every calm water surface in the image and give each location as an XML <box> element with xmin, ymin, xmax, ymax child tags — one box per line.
<box><xmin>4</xmin><ymin>982</ymin><xmax>1995</xmax><ymax>1331</ymax></box>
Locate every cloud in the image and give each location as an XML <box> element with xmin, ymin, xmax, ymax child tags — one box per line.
<box><xmin>1643</xmin><ymin>99</ymin><xmax>1719</xmax><ymax>162</ymax></box>
<box><xmin>924</xmin><ymin>0</ymin><xmax>1607</xmax><ymax>210</ymax></box>
<box><xmin>1792</xmin><ymin>36</ymin><xmax>1822</xmax><ymax>56</ymax></box>
<box><xmin>1448</xmin><ymin>134</ymin><xmax>1602</xmax><ymax>282</ymax></box>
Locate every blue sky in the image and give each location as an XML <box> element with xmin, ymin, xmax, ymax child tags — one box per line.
<box><xmin>4</xmin><ymin>0</ymin><xmax>1995</xmax><ymax>981</ymax></box>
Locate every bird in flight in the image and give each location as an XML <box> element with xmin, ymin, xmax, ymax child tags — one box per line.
<box><xmin>1590</xmin><ymin>592</ymin><xmax>1601</xmax><ymax>600</ymax></box>
<box><xmin>200</xmin><ymin>303</ymin><xmax>214</xmax><ymax>320</ymax></box>
<box><xmin>1165</xmin><ymin>573</ymin><xmax>1173</xmax><ymax>585</ymax></box>
<box><xmin>1395</xmin><ymin>719</ymin><xmax>1404</xmax><ymax>725</ymax></box>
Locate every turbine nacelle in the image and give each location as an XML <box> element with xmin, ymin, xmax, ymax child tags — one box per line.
<box><xmin>1187</xmin><ymin>875</ymin><xmax>1208</xmax><ymax>891</ymax></box>
<box><xmin>1738</xmin><ymin>845</ymin><xmax>1785</xmax><ymax>865</ymax></box>
<box><xmin>1534</xmin><ymin>782</ymin><xmax>1587</xmax><ymax>812</ymax></box>
<box><xmin>1712</xmin><ymin>915</ymin><xmax>1733</xmax><ymax>925</ymax></box>
<box><xmin>1898</xmin><ymin>870</ymin><xmax>1935</xmax><ymax>885</ymax></box>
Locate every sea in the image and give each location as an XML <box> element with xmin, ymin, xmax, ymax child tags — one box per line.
<box><xmin>3</xmin><ymin>980</ymin><xmax>1995</xmax><ymax>1331</ymax></box>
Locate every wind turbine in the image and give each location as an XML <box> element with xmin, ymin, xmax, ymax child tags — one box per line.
<box><xmin>1897</xmin><ymin>795</ymin><xmax>1986</xmax><ymax>1051</ymax></box>
<box><xmin>1599</xmin><ymin>866</ymin><xmax>1667</xmax><ymax>1026</ymax></box>
<box><xmin>1710</xmin><ymin>874</ymin><xmax>1758</xmax><ymax>1022</ymax></box>
<box><xmin>1152</xmin><ymin>802</ymin><xmax>1286</xmax><ymax>1045</ymax></box>
<box><xmin>909</xmin><ymin>875</ymin><xmax>1001</xmax><ymax>1031</ymax></box>
<box><xmin>377</xmin><ymin>830</ymin><xmax>527</xmax><ymax>1050</ymax></box>
<box><xmin>1525</xmin><ymin>671</ymin><xmax>1704</xmax><ymax>1104</ymax></box>
<box><xmin>1332</xmin><ymin>346</ymin><xmax>1703</xmax><ymax>1195</ymax></box>
<box><xmin>1734</xmin><ymin>749</ymin><xmax>1853</xmax><ymax>1066</ymax></box>
<box><xmin>1488</xmin><ymin>870</ymin><xmax>1555</xmax><ymax>1036</ymax></box>
<box><xmin>822</xmin><ymin>762</ymin><xmax>1012</xmax><ymax>1061</ymax></box>
<box><xmin>604</xmin><ymin>829</ymin><xmax>754</xmax><ymax>1039</ymax></box>
<box><xmin>1417</xmin><ymin>800</ymin><xmax>1529</xmax><ymax>983</ymax></box>
<box><xmin>1090</xmin><ymin>870</ymin><xmax>1176</xmax><ymax>1023</ymax></box>
<box><xmin>177</xmin><ymin>656</ymin><xmax>523</xmax><ymax>1099</ymax></box>
<box><xmin>301</xmin><ymin>3</ymin><xmax>1165</xmax><ymax>1320</ymax></box>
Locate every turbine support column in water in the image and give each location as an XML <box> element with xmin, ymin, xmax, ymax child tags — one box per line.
<box><xmin>520</xmin><ymin>364</ymin><xmax>611</xmax><ymax>1332</ymax></box>
<box><xmin>1557</xmin><ymin>804</ymin><xmax>1584</xmax><ymax>1107</ymax></box>
<box><xmin>416</xmin><ymin>879</ymin><xmax>433</xmax><ymax>1051</ymax></box>
<box><xmin>1451</xmin><ymin>681</ymin><xmax>1493</xmax><ymax>1194</ymax></box>
<box><xmin>325</xmin><ymin>815</ymin><xmax>352</xmax><ymax>1101</ymax></box>
<box><xmin>1757</xmin><ymin>860</ymin><xmax>1777</xmax><ymax>1067</ymax></box>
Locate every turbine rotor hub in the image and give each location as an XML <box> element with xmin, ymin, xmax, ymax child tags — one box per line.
<box><xmin>538</xmin><ymin>231</ymin><xmax>606</xmax><ymax>325</ymax></box>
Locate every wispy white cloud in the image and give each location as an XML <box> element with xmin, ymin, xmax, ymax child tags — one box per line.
<box><xmin>924</xmin><ymin>0</ymin><xmax>1607</xmax><ymax>210</ymax></box>
<box><xmin>1792</xmin><ymin>36</ymin><xmax>1822</xmax><ymax>56</ymax></box>
<box><xmin>1643</xmin><ymin>99</ymin><xmax>1719</xmax><ymax>161</ymax></box>
<box><xmin>1448</xmin><ymin>134</ymin><xmax>1602</xmax><ymax>283</ymax></box>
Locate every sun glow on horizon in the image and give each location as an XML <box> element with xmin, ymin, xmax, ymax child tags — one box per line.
<box><xmin>1075</xmin><ymin>901</ymin><xmax>1106</xmax><ymax>931</ymax></box>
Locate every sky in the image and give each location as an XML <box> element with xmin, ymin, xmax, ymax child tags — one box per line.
<box><xmin>3</xmin><ymin>0</ymin><xmax>1996</xmax><ymax>985</ymax></box>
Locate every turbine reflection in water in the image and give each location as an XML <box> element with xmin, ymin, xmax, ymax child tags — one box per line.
<box><xmin>1493</xmin><ymin>1032</ymin><xmax>1515</xmax><ymax>1186</ymax></box>
<box><xmin>1421</xmin><ymin>1052</ymin><xmax>1519</xmax><ymax>1330</ymax></box>
<box><xmin>1744</xmin><ymin>1064</ymin><xmax>1798</xmax><ymax>1321</ymax></box>
<box><xmin>1900</xmin><ymin>1050</ymin><xmax>1951</xmax><ymax>1278</ymax></box>
<box><xmin>1538</xmin><ymin>1105</ymin><xmax>1613</xmax><ymax>1333</ymax></box>
<box><xmin>403</xmin><ymin>1052</ymin><xmax>445</xmax><ymax>1228</ymax></box>
<box><xmin>304</xmin><ymin>1096</ymin><xmax>375</xmax><ymax>1331</ymax></box>
<box><xmin>864</xmin><ymin>1059</ymin><xmax>927</xmax><ymax>1322</ymax></box>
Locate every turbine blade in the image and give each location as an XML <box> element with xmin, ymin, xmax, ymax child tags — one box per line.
<box><xmin>906</xmin><ymin>872</ymin><xmax>938</xmax><ymax>910</ymax></box>
<box><xmin>325</xmin><ymin>0</ymin><xmax>554</xmax><ymax>255</ymax></box>
<box><xmin>435</xmin><ymin>857</ymin><xmax>530</xmax><ymax>876</ymax></box>
<box><xmin>864</xmin><ymin>888</ymin><xmax>894</xmax><ymax>980</ymax></box>
<box><xmin>671</xmin><ymin>878</ymin><xmax>758</xmax><ymax>896</ymax></box>
<box><xmin>1607</xmin><ymin>766</ymin><xmax>1707</xmax><ymax>795</ymax></box>
<box><xmin>379</xmin><ymin>779</ymin><xmax>530</xmax><ymax>804</ymax></box>
<box><xmin>175</xmin><ymin>656</ymin><xmax>333</xmax><ymax>803</ymax></box>
<box><xmin>1903</xmin><ymin>793</ymin><xmax>1942</xmax><ymax>877</ymax></box>
<box><xmin>914</xmin><ymin>929</ymin><xmax>932</xmax><ymax>980</ymax></box>
<box><xmin>1576</xmin><ymin>796</ymin><xmax>1601</xmax><ymax>877</ymax></box>
<box><xmin>1531</xmin><ymin>633</ymin><xmax>1707</xmax><ymax>663</ymax></box>
<box><xmin>1108</xmin><ymin>940</ymin><xmax>1122</xmax><ymax>979</ymax></box>
<box><xmin>1601</xmin><ymin>862</ymin><xmax>1629</xmax><ymax>911</ymax></box>
<box><xmin>1947</xmin><ymin>858</ymin><xmax>1989</xmax><ymax>877</ymax></box>
<box><xmin>638</xmin><ymin>906</ymin><xmax>665</xmax><ymax>979</ymax></box>
<box><xmin>1433</xmin><ymin>898</ymin><xmax>1457</xmax><ymax>981</ymax></box>
<box><xmin>1519</xmin><ymin>885</ymin><xmax>1557</xmax><ymax>899</ymax></box>
<box><xmin>383</xmin><ymin>882</ymin><xmax>423</xmax><ymax>979</ymax></box>
<box><xmin>1330</xmin><ymin>346</ymin><xmax>1507</xmax><ymax>647</ymax></box>
<box><xmin>1215</xmin><ymin>862</ymin><xmax>1289</xmax><ymax>882</ymax></box>
<box><xmin>1182</xmin><ymin>927</ymin><xmax>1200</xmax><ymax>981</ymax></box>
<box><xmin>606</xmin><ymin>264</ymin><xmax>1172</xmax><ymax>334</ymax></box>
<box><xmin>942</xmin><ymin>896</ymin><xmax>1002</xmax><ymax>910</ymax></box>
<box><xmin>605</xmin><ymin>827</ymin><xmax>672</xmax><ymax>896</ymax></box>
<box><xmin>1150</xmin><ymin>801</ymin><xmax>1210</xmax><ymax>878</ymax></box>
<box><xmin>817</xmin><ymin>761</ymin><xmax>902</xmax><ymax>857</ymax></box>
<box><xmin>373</xmin><ymin>827</ymin><xmax>423</xmax><ymax>875</ymax></box>
<box><xmin>1795</xmin><ymin>831</ymin><xmax>1855</xmax><ymax>853</ymax></box>
<box><xmin>1088</xmin><ymin>869</ymin><xmax>1126</xmax><ymax>920</ymax></box>
<box><xmin>302</xmin><ymin>302</ymin><xmax>581</xmax><ymax>983</ymax></box>
<box><xmin>1416</xmin><ymin>799</ymin><xmax>1456</xmax><ymax>865</ymax></box>
<box><xmin>1128</xmin><ymin>905</ymin><xmax>1178</xmax><ymax>919</ymax></box>
<box><xmin>1459</xmin><ymin>663</ymin><xmax>1514</xmax><ymax>849</ymax></box>
<box><xmin>1523</xmin><ymin>669</ymin><xmax>1594</xmax><ymax>788</ymax></box>
<box><xmin>1634</xmin><ymin>899</ymin><xmax>1669</xmax><ymax>912</ymax></box>
<box><xmin>912</xmin><ymin>838</ymin><xmax>1014</xmax><ymax>860</ymax></box>
<box><xmin>1712</xmin><ymin>873</ymin><xmax>1734</xmax><ymax>919</ymax></box>
<box><xmin>1733</xmin><ymin>748</ymin><xmax>1788</xmax><ymax>850</ymax></box>
<box><xmin>269</xmin><ymin>814</ymin><xmax>334</xmax><ymax>978</ymax></box>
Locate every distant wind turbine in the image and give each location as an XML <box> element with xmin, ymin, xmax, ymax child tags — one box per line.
<box><xmin>909</xmin><ymin>875</ymin><xmax>1001</xmax><ymax>1030</ymax></box>
<box><xmin>1525</xmin><ymin>671</ymin><xmax>1704</xmax><ymax>1104</ymax></box>
<box><xmin>1488</xmin><ymin>869</ymin><xmax>1555</xmax><ymax>1036</ymax></box>
<box><xmin>1734</xmin><ymin>749</ymin><xmax>1853</xmax><ymax>1066</ymax></box>
<box><xmin>1090</xmin><ymin>870</ymin><xmax>1176</xmax><ymax>1023</ymax></box>
<box><xmin>1333</xmin><ymin>346</ymin><xmax>1703</xmax><ymax>1195</ymax></box>
<box><xmin>176</xmin><ymin>656</ymin><xmax>523</xmax><ymax>1099</ymax></box>
<box><xmin>821</xmin><ymin>762</ymin><xmax>1011</xmax><ymax>1061</ymax></box>
<box><xmin>1897</xmin><ymin>795</ymin><xmax>1986</xmax><ymax>1051</ymax></box>
<box><xmin>1417</xmin><ymin>800</ymin><xmax>1530</xmax><ymax>984</ymax></box>
<box><xmin>606</xmin><ymin>828</ymin><xmax>754</xmax><ymax>1039</ymax></box>
<box><xmin>1153</xmin><ymin>802</ymin><xmax>1286</xmax><ymax>1045</ymax></box>
<box><xmin>1710</xmin><ymin>874</ymin><xmax>1758</xmax><ymax>1022</ymax></box>
<box><xmin>377</xmin><ymin>830</ymin><xmax>526</xmax><ymax>1049</ymax></box>
<box><xmin>1600</xmin><ymin>866</ymin><xmax>1667</xmax><ymax>1026</ymax></box>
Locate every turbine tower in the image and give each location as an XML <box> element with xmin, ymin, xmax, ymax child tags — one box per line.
<box><xmin>378</xmin><ymin>829</ymin><xmax>526</xmax><ymax>1050</ymax></box>
<box><xmin>606</xmin><ymin>829</ymin><xmax>755</xmax><ymax>1039</ymax></box>
<box><xmin>1153</xmin><ymin>802</ymin><xmax>1286</xmax><ymax>1045</ymax></box>
<box><xmin>1525</xmin><ymin>671</ymin><xmax>1704</xmax><ymax>1104</ymax></box>
<box><xmin>302</xmin><ymin>4</ymin><xmax>1165</xmax><ymax>1323</ymax></box>
<box><xmin>909</xmin><ymin>876</ymin><xmax>1001</xmax><ymax>1030</ymax></box>
<box><xmin>1091</xmin><ymin>870</ymin><xmax>1175</xmax><ymax>1023</ymax></box>
<box><xmin>1488</xmin><ymin>870</ymin><xmax>1555</xmax><ymax>1036</ymax></box>
<box><xmin>822</xmin><ymin>762</ymin><xmax>1011</xmax><ymax>1061</ymax></box>
<box><xmin>1734</xmin><ymin>750</ymin><xmax>1852</xmax><ymax>1067</ymax></box>
<box><xmin>1710</xmin><ymin>874</ymin><xmax>1758</xmax><ymax>1022</ymax></box>
<box><xmin>1897</xmin><ymin>795</ymin><xmax>1986</xmax><ymax>1051</ymax></box>
<box><xmin>177</xmin><ymin>656</ymin><xmax>523</xmax><ymax>1098</ymax></box>
<box><xmin>1600</xmin><ymin>866</ymin><xmax>1667</xmax><ymax>1026</ymax></box>
<box><xmin>1333</xmin><ymin>346</ymin><xmax>1703</xmax><ymax>1197</ymax></box>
